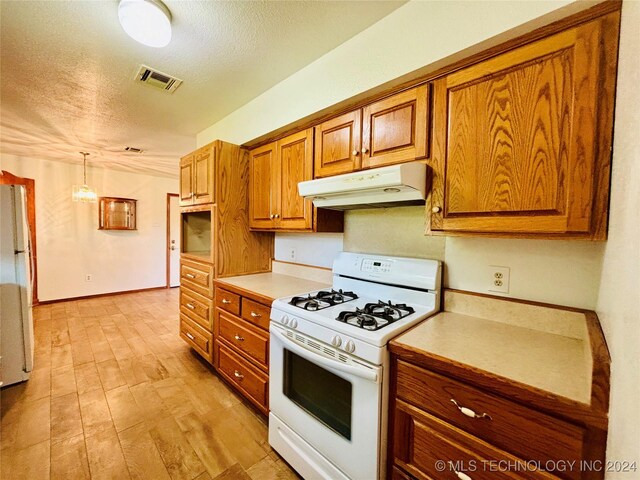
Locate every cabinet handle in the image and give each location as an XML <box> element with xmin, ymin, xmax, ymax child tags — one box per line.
<box><xmin>450</xmin><ymin>399</ymin><xmax>492</xmax><ymax>420</ymax></box>
<box><xmin>432</xmin><ymin>206</ymin><xmax>442</xmax><ymax>213</ymax></box>
<box><xmin>234</xmin><ymin>370</ymin><xmax>244</xmax><ymax>380</ymax></box>
<box><xmin>449</xmin><ymin>464</ymin><xmax>472</xmax><ymax>480</ymax></box>
<box><xmin>185</xmin><ymin>332</ymin><xmax>195</xmax><ymax>341</ymax></box>
<box><xmin>185</xmin><ymin>273</ymin><xmax>196</xmax><ymax>279</ymax></box>
<box><xmin>234</xmin><ymin>334</ymin><xmax>245</xmax><ymax>342</ymax></box>
<box><xmin>270</xmin><ymin>214</ymin><xmax>275</xmax><ymax>219</ymax></box>
<box><xmin>222</xmin><ymin>299</ymin><xmax>232</xmax><ymax>304</ymax></box>
<box><xmin>362</xmin><ymin>146</ymin><xmax>369</xmax><ymax>154</ymax></box>
<box><xmin>274</xmin><ymin>214</ymin><xmax>280</xmax><ymax>219</ymax></box>
<box><xmin>185</xmin><ymin>303</ymin><xmax>195</xmax><ymax>310</ymax></box>
<box><xmin>250</xmin><ymin>311</ymin><xmax>261</xmax><ymax>318</ymax></box>
<box><xmin>352</xmin><ymin>149</ymin><xmax>359</xmax><ymax>156</ymax></box>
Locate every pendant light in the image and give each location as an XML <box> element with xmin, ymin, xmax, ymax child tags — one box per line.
<box><xmin>72</xmin><ymin>152</ymin><xmax>98</xmax><ymax>203</ymax></box>
<box><xmin>118</xmin><ymin>0</ymin><xmax>172</xmax><ymax>48</ymax></box>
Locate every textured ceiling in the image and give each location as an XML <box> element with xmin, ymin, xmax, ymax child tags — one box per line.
<box><xmin>0</xmin><ymin>0</ymin><xmax>405</xmax><ymax>177</ymax></box>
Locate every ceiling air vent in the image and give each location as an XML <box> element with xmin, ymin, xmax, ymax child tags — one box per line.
<box><xmin>124</xmin><ymin>146</ymin><xmax>143</xmax><ymax>153</ymax></box>
<box><xmin>135</xmin><ymin>65</ymin><xmax>182</xmax><ymax>93</ymax></box>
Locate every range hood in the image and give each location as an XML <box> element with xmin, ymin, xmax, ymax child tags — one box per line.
<box><xmin>298</xmin><ymin>162</ymin><xmax>427</xmax><ymax>210</ymax></box>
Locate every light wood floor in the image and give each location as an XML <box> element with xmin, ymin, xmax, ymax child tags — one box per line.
<box><xmin>0</xmin><ymin>288</ymin><xmax>298</xmax><ymax>480</ymax></box>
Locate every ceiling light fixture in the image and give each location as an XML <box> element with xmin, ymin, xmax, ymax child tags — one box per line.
<box><xmin>72</xmin><ymin>152</ymin><xmax>98</xmax><ymax>203</ymax></box>
<box><xmin>118</xmin><ymin>0</ymin><xmax>172</xmax><ymax>48</ymax></box>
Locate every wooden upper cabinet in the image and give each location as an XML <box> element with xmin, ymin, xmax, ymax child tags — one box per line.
<box><xmin>249</xmin><ymin>129</ymin><xmax>341</xmax><ymax>232</ymax></box>
<box><xmin>179</xmin><ymin>154</ymin><xmax>194</xmax><ymax>205</ymax></box>
<box><xmin>428</xmin><ymin>15</ymin><xmax>617</xmax><ymax>239</ymax></box>
<box><xmin>276</xmin><ymin>129</ymin><xmax>313</xmax><ymax>230</ymax></box>
<box><xmin>249</xmin><ymin>143</ymin><xmax>276</xmax><ymax>229</ymax></box>
<box><xmin>180</xmin><ymin>144</ymin><xmax>215</xmax><ymax>206</ymax></box>
<box><xmin>193</xmin><ymin>146</ymin><xmax>214</xmax><ymax>205</ymax></box>
<box><xmin>314</xmin><ymin>110</ymin><xmax>362</xmax><ymax>177</ymax></box>
<box><xmin>362</xmin><ymin>84</ymin><xmax>429</xmax><ymax>169</ymax></box>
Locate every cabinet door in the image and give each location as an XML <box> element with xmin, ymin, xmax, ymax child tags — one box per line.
<box><xmin>249</xmin><ymin>143</ymin><xmax>277</xmax><ymax>229</ymax></box>
<box><xmin>362</xmin><ymin>84</ymin><xmax>429</xmax><ymax>169</ymax></box>
<box><xmin>276</xmin><ymin>129</ymin><xmax>313</xmax><ymax>230</ymax></box>
<box><xmin>193</xmin><ymin>145</ymin><xmax>214</xmax><ymax>205</ymax></box>
<box><xmin>314</xmin><ymin>110</ymin><xmax>362</xmax><ymax>177</ymax></box>
<box><xmin>179</xmin><ymin>154</ymin><xmax>194</xmax><ymax>206</ymax></box>
<box><xmin>429</xmin><ymin>21</ymin><xmax>604</xmax><ymax>237</ymax></box>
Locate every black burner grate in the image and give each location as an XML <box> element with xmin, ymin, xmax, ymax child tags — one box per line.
<box><xmin>289</xmin><ymin>289</ymin><xmax>358</xmax><ymax>311</ymax></box>
<box><xmin>336</xmin><ymin>300</ymin><xmax>415</xmax><ymax>331</ymax></box>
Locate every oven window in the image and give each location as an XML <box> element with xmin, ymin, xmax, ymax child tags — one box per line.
<box><xmin>283</xmin><ymin>349</ymin><xmax>352</xmax><ymax>440</ymax></box>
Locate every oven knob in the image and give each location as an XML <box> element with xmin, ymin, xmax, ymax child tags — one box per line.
<box><xmin>289</xmin><ymin>318</ymin><xmax>298</xmax><ymax>329</ymax></box>
<box><xmin>345</xmin><ymin>340</ymin><xmax>356</xmax><ymax>353</ymax></box>
<box><xmin>281</xmin><ymin>315</ymin><xmax>289</xmax><ymax>326</ymax></box>
<box><xmin>331</xmin><ymin>335</ymin><xmax>342</xmax><ymax>347</ymax></box>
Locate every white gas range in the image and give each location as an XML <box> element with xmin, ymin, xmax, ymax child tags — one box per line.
<box><xmin>269</xmin><ymin>252</ymin><xmax>442</xmax><ymax>480</ymax></box>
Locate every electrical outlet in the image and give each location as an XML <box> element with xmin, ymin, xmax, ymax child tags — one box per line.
<box><xmin>85</xmin><ymin>274</ymin><xmax>92</xmax><ymax>282</ymax></box>
<box><xmin>288</xmin><ymin>248</ymin><xmax>297</xmax><ymax>262</ymax></box>
<box><xmin>488</xmin><ymin>266</ymin><xmax>510</xmax><ymax>294</ymax></box>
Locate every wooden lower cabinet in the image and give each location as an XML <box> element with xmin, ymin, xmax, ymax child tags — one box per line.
<box><xmin>213</xmin><ymin>281</ymin><xmax>271</xmax><ymax>414</ymax></box>
<box><xmin>180</xmin><ymin>315</ymin><xmax>213</xmax><ymax>364</ymax></box>
<box><xmin>388</xmin><ymin>355</ymin><xmax>606</xmax><ymax>480</ymax></box>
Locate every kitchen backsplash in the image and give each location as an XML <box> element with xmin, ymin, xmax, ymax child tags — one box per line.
<box><xmin>344</xmin><ymin>206</ymin><xmax>446</xmax><ymax>260</ymax></box>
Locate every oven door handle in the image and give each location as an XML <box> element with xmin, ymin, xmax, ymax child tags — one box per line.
<box><xmin>270</xmin><ymin>325</ymin><xmax>379</xmax><ymax>383</ymax></box>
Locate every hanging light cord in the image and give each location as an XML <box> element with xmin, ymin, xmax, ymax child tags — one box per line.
<box><xmin>80</xmin><ymin>151</ymin><xmax>90</xmax><ymax>184</ymax></box>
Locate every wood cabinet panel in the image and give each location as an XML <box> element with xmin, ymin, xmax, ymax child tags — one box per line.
<box><xmin>314</xmin><ymin>110</ymin><xmax>362</xmax><ymax>177</ymax></box>
<box><xmin>180</xmin><ymin>315</ymin><xmax>213</xmax><ymax>363</ymax></box>
<box><xmin>362</xmin><ymin>85</ymin><xmax>429</xmax><ymax>169</ymax></box>
<box><xmin>215</xmin><ymin>341</ymin><xmax>268</xmax><ymax>414</ymax></box>
<box><xmin>276</xmin><ymin>129</ymin><xmax>313</xmax><ymax>230</ymax></box>
<box><xmin>214</xmin><ymin>287</ymin><xmax>241</xmax><ymax>316</ymax></box>
<box><xmin>240</xmin><ymin>298</ymin><xmax>270</xmax><ymax>331</ymax></box>
<box><xmin>396</xmin><ymin>360</ymin><xmax>584</xmax><ymax>477</ymax></box>
<box><xmin>217</xmin><ymin>310</ymin><xmax>269</xmax><ymax>369</ymax></box>
<box><xmin>249</xmin><ymin>143</ymin><xmax>276</xmax><ymax>229</ymax></box>
<box><xmin>193</xmin><ymin>146</ymin><xmax>215</xmax><ymax>205</ymax></box>
<box><xmin>429</xmin><ymin>17</ymin><xmax>614</xmax><ymax>238</ymax></box>
<box><xmin>180</xmin><ymin>288</ymin><xmax>213</xmax><ymax>331</ymax></box>
<box><xmin>180</xmin><ymin>259</ymin><xmax>213</xmax><ymax>298</ymax></box>
<box><xmin>394</xmin><ymin>400</ymin><xmax>555</xmax><ymax>480</ymax></box>
<box><xmin>179</xmin><ymin>154</ymin><xmax>194</xmax><ymax>205</ymax></box>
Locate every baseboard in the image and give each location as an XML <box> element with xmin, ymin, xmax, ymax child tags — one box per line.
<box><xmin>37</xmin><ymin>286</ymin><xmax>169</xmax><ymax>305</ymax></box>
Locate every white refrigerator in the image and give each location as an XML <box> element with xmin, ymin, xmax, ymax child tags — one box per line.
<box><xmin>0</xmin><ymin>184</ymin><xmax>34</xmax><ymax>387</ymax></box>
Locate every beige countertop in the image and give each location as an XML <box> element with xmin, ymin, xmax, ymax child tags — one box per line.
<box><xmin>216</xmin><ymin>272</ymin><xmax>330</xmax><ymax>302</ymax></box>
<box><xmin>393</xmin><ymin>291</ymin><xmax>593</xmax><ymax>404</ymax></box>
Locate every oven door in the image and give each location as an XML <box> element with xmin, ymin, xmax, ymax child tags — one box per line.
<box><xmin>269</xmin><ymin>323</ymin><xmax>383</xmax><ymax>480</ymax></box>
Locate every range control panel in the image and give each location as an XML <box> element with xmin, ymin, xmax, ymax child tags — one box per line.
<box><xmin>361</xmin><ymin>258</ymin><xmax>392</xmax><ymax>274</ymax></box>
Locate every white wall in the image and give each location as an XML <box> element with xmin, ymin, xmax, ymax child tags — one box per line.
<box><xmin>0</xmin><ymin>154</ymin><xmax>178</xmax><ymax>301</ymax></box>
<box><xmin>274</xmin><ymin>233</ymin><xmax>342</xmax><ymax>268</ymax></box>
<box><xmin>595</xmin><ymin>0</ymin><xmax>640</xmax><ymax>475</ymax></box>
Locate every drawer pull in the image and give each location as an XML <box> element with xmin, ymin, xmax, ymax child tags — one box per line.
<box><xmin>449</xmin><ymin>464</ymin><xmax>472</xmax><ymax>480</ymax></box>
<box><xmin>185</xmin><ymin>303</ymin><xmax>196</xmax><ymax>310</ymax></box>
<box><xmin>450</xmin><ymin>399</ymin><xmax>492</xmax><ymax>420</ymax></box>
<box><xmin>185</xmin><ymin>332</ymin><xmax>195</xmax><ymax>341</ymax></box>
<box><xmin>234</xmin><ymin>370</ymin><xmax>244</xmax><ymax>380</ymax></box>
<box><xmin>234</xmin><ymin>334</ymin><xmax>245</xmax><ymax>342</ymax></box>
<box><xmin>222</xmin><ymin>299</ymin><xmax>232</xmax><ymax>304</ymax></box>
<box><xmin>185</xmin><ymin>273</ymin><xmax>196</xmax><ymax>279</ymax></box>
<box><xmin>250</xmin><ymin>311</ymin><xmax>261</xmax><ymax>318</ymax></box>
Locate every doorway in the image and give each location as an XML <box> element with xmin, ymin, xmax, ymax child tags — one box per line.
<box><xmin>0</xmin><ymin>170</ymin><xmax>38</xmax><ymax>304</ymax></box>
<box><xmin>166</xmin><ymin>193</ymin><xmax>180</xmax><ymax>288</ymax></box>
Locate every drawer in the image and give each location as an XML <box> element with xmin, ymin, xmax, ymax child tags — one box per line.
<box><xmin>396</xmin><ymin>360</ymin><xmax>584</xmax><ymax>478</ymax></box>
<box><xmin>180</xmin><ymin>315</ymin><xmax>213</xmax><ymax>363</ymax></box>
<box><xmin>394</xmin><ymin>400</ymin><xmax>555</xmax><ymax>480</ymax></box>
<box><xmin>181</xmin><ymin>260</ymin><xmax>213</xmax><ymax>297</ymax></box>
<box><xmin>180</xmin><ymin>288</ymin><xmax>213</xmax><ymax>331</ymax></box>
<box><xmin>217</xmin><ymin>310</ymin><xmax>269</xmax><ymax>369</ymax></box>
<box><xmin>241</xmin><ymin>297</ymin><xmax>270</xmax><ymax>330</ymax></box>
<box><xmin>215</xmin><ymin>286</ymin><xmax>241</xmax><ymax>316</ymax></box>
<box><xmin>215</xmin><ymin>341</ymin><xmax>268</xmax><ymax>414</ymax></box>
